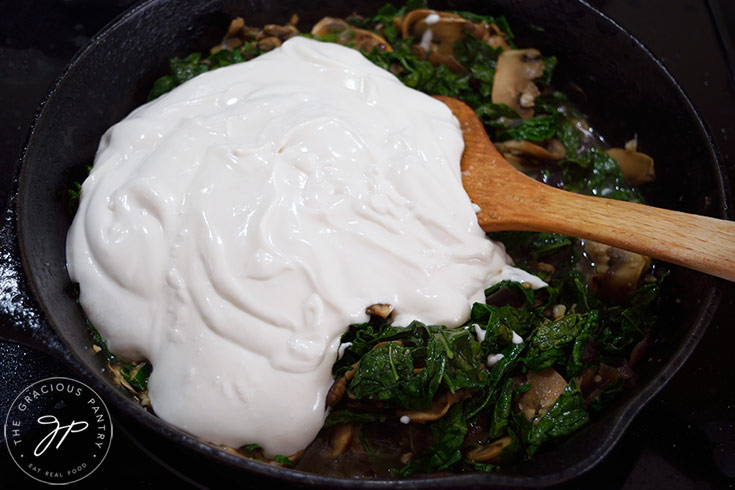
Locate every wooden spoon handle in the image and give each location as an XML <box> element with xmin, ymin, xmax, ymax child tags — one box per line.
<box><xmin>435</xmin><ymin>94</ymin><xmax>735</xmax><ymax>281</ymax></box>
<box><xmin>492</xmin><ymin>177</ymin><xmax>735</xmax><ymax>281</ymax></box>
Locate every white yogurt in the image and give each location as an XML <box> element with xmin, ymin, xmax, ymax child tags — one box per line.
<box><xmin>66</xmin><ymin>37</ymin><xmax>543</xmax><ymax>457</ymax></box>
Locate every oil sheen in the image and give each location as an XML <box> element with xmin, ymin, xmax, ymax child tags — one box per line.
<box><xmin>66</xmin><ymin>37</ymin><xmax>543</xmax><ymax>456</ymax></box>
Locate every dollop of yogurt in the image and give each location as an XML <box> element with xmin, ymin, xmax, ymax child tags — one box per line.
<box><xmin>66</xmin><ymin>37</ymin><xmax>543</xmax><ymax>456</ymax></box>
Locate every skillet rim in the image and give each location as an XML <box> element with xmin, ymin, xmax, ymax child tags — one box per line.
<box><xmin>14</xmin><ymin>0</ymin><xmax>726</xmax><ymax>487</ymax></box>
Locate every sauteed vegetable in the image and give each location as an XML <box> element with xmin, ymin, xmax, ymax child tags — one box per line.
<box><xmin>79</xmin><ymin>1</ymin><xmax>663</xmax><ymax>478</ymax></box>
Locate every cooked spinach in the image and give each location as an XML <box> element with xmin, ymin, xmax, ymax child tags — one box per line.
<box><xmin>396</xmin><ymin>402</ymin><xmax>468</xmax><ymax>476</ymax></box>
<box><xmin>488</xmin><ymin>378</ymin><xmax>514</xmax><ymax>438</ymax></box>
<box><xmin>86</xmin><ymin>321</ymin><xmax>116</xmax><ymax>361</ymax></box>
<box><xmin>67</xmin><ymin>181</ymin><xmax>82</xmax><ymax>214</ymax></box>
<box><xmin>497</xmin><ymin>115</ymin><xmax>557</xmax><ymax>142</ymax></box>
<box><xmin>240</xmin><ymin>443</ymin><xmax>263</xmax><ymax>452</ymax></box>
<box><xmin>330</xmin><ymin>273</ymin><xmax>658</xmax><ymax>475</ymax></box>
<box><xmin>324</xmin><ymin>409</ymin><xmax>389</xmax><ymax>428</ymax></box>
<box><xmin>334</xmin><ymin>321</ymin><xmax>485</xmax><ymax>411</ymax></box>
<box><xmin>148</xmin><ymin>42</ymin><xmax>260</xmax><ymax>100</ymax></box>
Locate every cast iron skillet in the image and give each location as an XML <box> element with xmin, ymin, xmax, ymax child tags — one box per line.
<box><xmin>5</xmin><ymin>0</ymin><xmax>727</xmax><ymax>487</ymax></box>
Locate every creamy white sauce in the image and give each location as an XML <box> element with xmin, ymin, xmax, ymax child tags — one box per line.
<box><xmin>487</xmin><ymin>353</ymin><xmax>505</xmax><ymax>367</ymax></box>
<box><xmin>475</xmin><ymin>323</ymin><xmax>524</xmax><ymax>363</ymax></box>
<box><xmin>419</xmin><ymin>13</ymin><xmax>440</xmax><ymax>53</ymax></box>
<box><xmin>66</xmin><ymin>37</ymin><xmax>543</xmax><ymax>457</ymax></box>
<box><xmin>473</xmin><ymin>323</ymin><xmax>486</xmax><ymax>342</ymax></box>
<box><xmin>337</xmin><ymin>342</ymin><xmax>352</xmax><ymax>359</ymax></box>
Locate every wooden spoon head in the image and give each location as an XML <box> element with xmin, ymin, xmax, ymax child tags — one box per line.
<box><xmin>434</xmin><ymin>98</ymin><xmax>735</xmax><ymax>282</ymax></box>
<box><xmin>434</xmin><ymin>95</ymin><xmax>541</xmax><ymax>231</ymax></box>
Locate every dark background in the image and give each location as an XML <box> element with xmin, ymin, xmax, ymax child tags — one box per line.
<box><xmin>1</xmin><ymin>0</ymin><xmax>734</xmax><ymax>488</ymax></box>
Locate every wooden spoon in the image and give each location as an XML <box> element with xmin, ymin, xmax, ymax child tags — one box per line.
<box><xmin>435</xmin><ymin>95</ymin><xmax>735</xmax><ymax>282</ymax></box>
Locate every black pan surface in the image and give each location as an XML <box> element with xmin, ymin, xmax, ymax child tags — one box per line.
<box><xmin>3</xmin><ymin>0</ymin><xmax>733</xmax><ymax>487</ymax></box>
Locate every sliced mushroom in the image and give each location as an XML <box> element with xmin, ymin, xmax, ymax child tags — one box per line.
<box><xmin>492</xmin><ymin>49</ymin><xmax>545</xmax><ymax>119</ymax></box>
<box><xmin>584</xmin><ymin>240</ymin><xmax>653</xmax><ymax>301</ymax></box>
<box><xmin>575</xmin><ymin>363</ymin><xmax>633</xmax><ymax>405</ymax></box>
<box><xmin>259</xmin><ymin>23</ymin><xmax>299</xmax><ymax>41</ymax></box>
<box><xmin>211</xmin><ymin>17</ymin><xmax>254</xmax><ymax>53</ymax></box>
<box><xmin>212</xmin><ymin>17</ymin><xmax>300</xmax><ymax>55</ymax></box>
<box><xmin>324</xmin><ymin>424</ymin><xmax>355</xmax><ymax>458</ymax></box>
<box><xmin>345</xmin><ymin>362</ymin><xmax>359</xmax><ymax>381</ymax></box>
<box><xmin>326</xmin><ymin>373</ymin><xmax>348</xmax><ymax>407</ymax></box>
<box><xmin>466</xmin><ymin>21</ymin><xmax>510</xmax><ymax>51</ymax></box>
<box><xmin>576</xmin><ymin>364</ymin><xmax>614</xmax><ymax>404</ymax></box>
<box><xmin>551</xmin><ymin>303</ymin><xmax>567</xmax><ymax>320</ymax></box>
<box><xmin>257</xmin><ymin>36</ymin><xmax>282</xmax><ymax>51</ymax></box>
<box><xmin>285</xmin><ymin>449</ymin><xmax>304</xmax><ymax>465</ymax></box>
<box><xmin>396</xmin><ymin>391</ymin><xmax>464</xmax><ymax>423</ymax></box>
<box><xmin>495</xmin><ymin>139</ymin><xmax>566</xmax><ymax>171</ymax></box>
<box><xmin>465</xmin><ymin>435</ymin><xmax>514</xmax><ymax>463</ymax></box>
<box><xmin>402</xmin><ymin>10</ymin><xmax>510</xmax><ymax>72</ymax></box>
<box><xmin>402</xmin><ymin>9</ymin><xmax>461</xmax><ymax>38</ymax></box>
<box><xmin>366</xmin><ymin>303</ymin><xmax>392</xmax><ymax>318</ymax></box>
<box><xmin>341</xmin><ymin>363</ymin><xmax>360</xmax><ymax>401</ymax></box>
<box><xmin>311</xmin><ymin>17</ymin><xmax>392</xmax><ymax>53</ymax></box>
<box><xmin>516</xmin><ymin>368</ymin><xmax>568</xmax><ymax>420</ymax></box>
<box><xmin>401</xmin><ymin>9</ymin><xmax>468</xmax><ymax>72</ymax></box>
<box><xmin>606</xmin><ymin>148</ymin><xmax>655</xmax><ymax>186</ymax></box>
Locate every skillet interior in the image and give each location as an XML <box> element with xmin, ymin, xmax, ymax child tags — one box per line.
<box><xmin>16</xmin><ymin>0</ymin><xmax>724</xmax><ymax>486</ymax></box>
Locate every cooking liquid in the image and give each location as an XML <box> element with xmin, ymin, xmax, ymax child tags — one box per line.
<box><xmin>66</xmin><ymin>37</ymin><xmax>543</xmax><ymax>456</ymax></box>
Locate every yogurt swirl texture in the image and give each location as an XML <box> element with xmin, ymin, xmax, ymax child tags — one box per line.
<box><xmin>66</xmin><ymin>37</ymin><xmax>543</xmax><ymax>456</ymax></box>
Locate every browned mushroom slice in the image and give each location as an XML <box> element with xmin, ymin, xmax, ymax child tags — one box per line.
<box><xmin>211</xmin><ymin>18</ymin><xmax>252</xmax><ymax>53</ymax></box>
<box><xmin>366</xmin><ymin>303</ymin><xmax>392</xmax><ymax>318</ymax></box>
<box><xmin>401</xmin><ymin>9</ymin><xmax>464</xmax><ymax>39</ymax></box>
<box><xmin>311</xmin><ymin>17</ymin><xmax>392</xmax><ymax>53</ymax></box>
<box><xmin>516</xmin><ymin>368</ymin><xmax>568</xmax><ymax>420</ymax></box>
<box><xmin>495</xmin><ymin>139</ymin><xmax>565</xmax><ymax>171</ymax></box>
<box><xmin>462</xmin><ymin>20</ymin><xmax>511</xmax><ymax>50</ymax></box>
<box><xmin>584</xmin><ymin>240</ymin><xmax>653</xmax><ymax>301</ymax></box>
<box><xmin>259</xmin><ymin>23</ymin><xmax>299</xmax><ymax>42</ymax></box>
<box><xmin>311</xmin><ymin>17</ymin><xmax>345</xmax><ymax>35</ymax></box>
<box><xmin>324</xmin><ymin>424</ymin><xmax>356</xmax><ymax>458</ymax></box>
<box><xmin>212</xmin><ymin>17</ymin><xmax>300</xmax><ymax>55</ymax></box>
<box><xmin>326</xmin><ymin>373</ymin><xmax>348</xmax><ymax>407</ymax></box>
<box><xmin>576</xmin><ymin>363</ymin><xmax>633</xmax><ymax>404</ymax></box>
<box><xmin>401</xmin><ymin>10</ymin><xmax>468</xmax><ymax>72</ymax></box>
<box><xmin>492</xmin><ymin>49</ymin><xmax>545</xmax><ymax>119</ymax></box>
<box><xmin>402</xmin><ymin>10</ymin><xmax>510</xmax><ymax>69</ymax></box>
<box><xmin>282</xmin><ymin>449</ymin><xmax>305</xmax><ymax>465</ymax></box>
<box><xmin>606</xmin><ymin>148</ymin><xmax>655</xmax><ymax>186</ymax></box>
<box><xmin>465</xmin><ymin>435</ymin><xmax>514</xmax><ymax>463</ymax></box>
<box><xmin>474</xmin><ymin>22</ymin><xmax>511</xmax><ymax>51</ymax></box>
<box><xmin>396</xmin><ymin>391</ymin><xmax>464</xmax><ymax>423</ymax></box>
<box><xmin>336</xmin><ymin>362</ymin><xmax>359</xmax><ymax>402</ymax></box>
<box><xmin>257</xmin><ymin>36</ymin><xmax>282</xmax><ymax>51</ymax></box>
